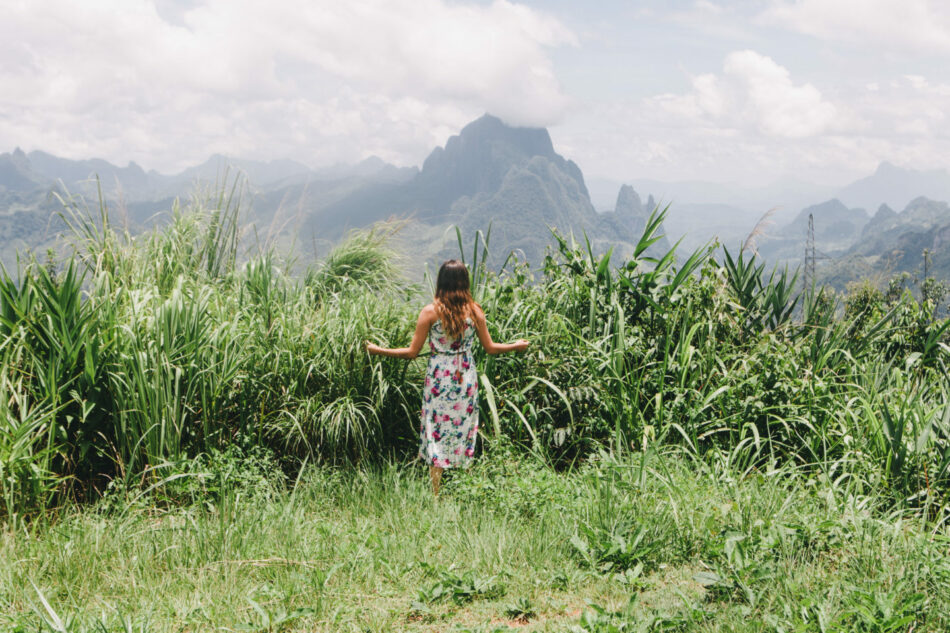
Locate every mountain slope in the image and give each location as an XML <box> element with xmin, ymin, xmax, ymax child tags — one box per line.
<box><xmin>449</xmin><ymin>154</ymin><xmax>600</xmax><ymax>265</ymax></box>
<box><xmin>837</xmin><ymin>162</ymin><xmax>950</xmax><ymax>212</ymax></box>
<box><xmin>27</xmin><ymin>150</ymin><xmax>150</xmax><ymax>193</ymax></box>
<box><xmin>783</xmin><ymin>199</ymin><xmax>869</xmax><ymax>244</ymax></box>
<box><xmin>816</xmin><ymin>197</ymin><xmax>950</xmax><ymax>288</ymax></box>
<box><xmin>756</xmin><ymin>198</ymin><xmax>868</xmax><ymax>266</ymax></box>
<box><xmin>0</xmin><ymin>149</ymin><xmax>47</xmax><ymax>192</ymax></box>
<box><xmin>299</xmin><ymin>114</ymin><xmax>642</xmax><ymax>268</ymax></box>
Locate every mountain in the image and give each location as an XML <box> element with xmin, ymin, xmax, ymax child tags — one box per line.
<box><xmin>158</xmin><ymin>154</ymin><xmax>312</xmax><ymax>190</ymax></box>
<box><xmin>588</xmin><ymin>174</ymin><xmax>835</xmax><ymax>257</ymax></box>
<box><xmin>815</xmin><ymin>197</ymin><xmax>950</xmax><ymax>289</ymax></box>
<box><xmin>304</xmin><ymin>114</ymin><xmax>588</xmax><ymax>223</ymax></box>
<box><xmin>14</xmin><ymin>123</ymin><xmax>950</xmax><ymax>285</ymax></box>
<box><xmin>27</xmin><ymin>150</ymin><xmax>151</xmax><ymax>193</ymax></box>
<box><xmin>312</xmin><ymin>156</ymin><xmax>418</xmax><ymax>183</ymax></box>
<box><xmin>0</xmin><ymin>116</ymin><xmax>648</xmax><ymax>273</ymax></box>
<box><xmin>755</xmin><ymin>199</ymin><xmax>869</xmax><ymax>266</ymax></box>
<box><xmin>847</xmin><ymin>197</ymin><xmax>949</xmax><ymax>259</ymax></box>
<box><xmin>418</xmin><ymin>114</ymin><xmax>588</xmax><ymax>206</ymax></box>
<box><xmin>0</xmin><ymin>147</ymin><xmax>423</xmax><ymax>270</ymax></box>
<box><xmin>861</xmin><ymin>204</ymin><xmax>898</xmax><ymax>238</ymax></box>
<box><xmin>449</xmin><ymin>154</ymin><xmax>597</xmax><ymax>266</ymax></box>
<box><xmin>588</xmin><ymin>176</ymin><xmax>830</xmax><ymax>218</ymax></box>
<box><xmin>2</xmin><ymin>149</ymin><xmax>416</xmax><ymax>200</ymax></box>
<box><xmin>783</xmin><ymin>199</ymin><xmax>869</xmax><ymax>244</ymax></box>
<box><xmin>609</xmin><ymin>185</ymin><xmax>647</xmax><ymax>236</ymax></box>
<box><xmin>594</xmin><ymin>185</ymin><xmax>671</xmax><ymax>253</ymax></box>
<box><xmin>837</xmin><ymin>162</ymin><xmax>950</xmax><ymax>212</ymax></box>
<box><xmin>0</xmin><ymin>148</ymin><xmax>45</xmax><ymax>192</ymax></box>
<box><xmin>299</xmin><ymin>114</ymin><xmax>644</xmax><ymax>267</ymax></box>
<box><xmin>592</xmin><ymin>163</ymin><xmax>950</xmax><ymax>264</ymax></box>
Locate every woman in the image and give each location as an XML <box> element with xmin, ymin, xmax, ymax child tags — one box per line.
<box><xmin>366</xmin><ymin>260</ymin><xmax>529</xmax><ymax>494</ymax></box>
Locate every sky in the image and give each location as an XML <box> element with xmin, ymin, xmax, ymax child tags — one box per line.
<box><xmin>2</xmin><ymin>0</ymin><xmax>949</xmax><ymax>187</ymax></box>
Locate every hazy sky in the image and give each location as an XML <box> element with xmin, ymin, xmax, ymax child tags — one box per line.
<box><xmin>2</xmin><ymin>0</ymin><xmax>949</xmax><ymax>186</ymax></box>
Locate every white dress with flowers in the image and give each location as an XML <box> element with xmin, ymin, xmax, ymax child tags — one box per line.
<box><xmin>419</xmin><ymin>319</ymin><xmax>478</xmax><ymax>468</ymax></box>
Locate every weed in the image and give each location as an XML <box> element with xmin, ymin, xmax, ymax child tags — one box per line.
<box><xmin>503</xmin><ymin>597</ymin><xmax>536</xmax><ymax>623</ymax></box>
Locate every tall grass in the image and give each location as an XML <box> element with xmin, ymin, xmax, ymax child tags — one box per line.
<box><xmin>0</xmin><ymin>180</ymin><xmax>419</xmax><ymax>521</ymax></box>
<box><xmin>2</xmin><ymin>184</ymin><xmax>950</xmax><ymax>526</ymax></box>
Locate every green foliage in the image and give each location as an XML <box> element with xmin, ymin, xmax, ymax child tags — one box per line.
<box><xmin>237</xmin><ymin>599</ymin><xmax>315</xmax><ymax>633</ymax></box>
<box><xmin>99</xmin><ymin>442</ymin><xmax>285</xmax><ymax>513</ymax></box>
<box><xmin>444</xmin><ymin>440</ymin><xmax>574</xmax><ymax>517</ymax></box>
<box><xmin>6</xmin><ymin>181</ymin><xmax>950</xmax><ymax>533</ymax></box>
<box><xmin>305</xmin><ymin>224</ymin><xmax>401</xmax><ymax>300</ymax></box>
<box><xmin>0</xmin><ymin>184</ymin><xmax>419</xmax><ymax>518</ymax></box>
<box><xmin>413</xmin><ymin>564</ymin><xmax>507</xmax><ymax>608</ymax></box>
<box><xmin>571</xmin><ymin>597</ymin><xmax>711</xmax><ymax>632</ymax></box>
<box><xmin>503</xmin><ymin>597</ymin><xmax>536</xmax><ymax>622</ymax></box>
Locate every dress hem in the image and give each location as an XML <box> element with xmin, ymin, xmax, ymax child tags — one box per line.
<box><xmin>416</xmin><ymin>453</ymin><xmax>475</xmax><ymax>469</ymax></box>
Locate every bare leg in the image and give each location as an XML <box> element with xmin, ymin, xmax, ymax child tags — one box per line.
<box><xmin>429</xmin><ymin>465</ymin><xmax>444</xmax><ymax>496</ymax></box>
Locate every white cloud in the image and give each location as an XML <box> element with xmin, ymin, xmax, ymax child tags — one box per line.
<box><xmin>556</xmin><ymin>58</ymin><xmax>950</xmax><ymax>189</ymax></box>
<box><xmin>0</xmin><ymin>0</ymin><xmax>574</xmax><ymax>172</ymax></box>
<box><xmin>650</xmin><ymin>50</ymin><xmax>840</xmax><ymax>139</ymax></box>
<box><xmin>692</xmin><ymin>1</ymin><xmax>724</xmax><ymax>15</ymax></box>
<box><xmin>724</xmin><ymin>50</ymin><xmax>838</xmax><ymax>137</ymax></box>
<box><xmin>861</xmin><ymin>75</ymin><xmax>950</xmax><ymax>138</ymax></box>
<box><xmin>761</xmin><ymin>0</ymin><xmax>950</xmax><ymax>53</ymax></box>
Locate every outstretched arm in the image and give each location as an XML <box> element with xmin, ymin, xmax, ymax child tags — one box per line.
<box><xmin>472</xmin><ymin>304</ymin><xmax>529</xmax><ymax>355</ymax></box>
<box><xmin>366</xmin><ymin>305</ymin><xmax>436</xmax><ymax>359</ymax></box>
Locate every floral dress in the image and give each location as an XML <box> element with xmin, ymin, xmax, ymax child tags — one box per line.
<box><xmin>419</xmin><ymin>318</ymin><xmax>478</xmax><ymax>468</ymax></box>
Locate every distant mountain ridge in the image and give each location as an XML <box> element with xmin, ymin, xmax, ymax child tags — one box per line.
<box><xmin>5</xmin><ymin>127</ymin><xmax>950</xmax><ymax>284</ymax></box>
<box><xmin>749</xmin><ymin>192</ymin><xmax>950</xmax><ymax>289</ymax></box>
<box><xmin>815</xmin><ymin>197</ymin><xmax>950</xmax><ymax>288</ymax></box>
<box><xmin>0</xmin><ymin>147</ymin><xmax>417</xmax><ymax>200</ymax></box>
<box><xmin>28</xmin><ymin>150</ymin><xmax>150</xmax><ymax>191</ymax></box>
<box><xmin>836</xmin><ymin>161</ymin><xmax>950</xmax><ymax>212</ymax></box>
<box><xmin>784</xmin><ymin>199</ymin><xmax>869</xmax><ymax>244</ymax></box>
<box><xmin>0</xmin><ymin>145</ymin><xmax>426</xmax><ymax>270</ymax></box>
<box><xmin>0</xmin><ymin>115</ymin><xmax>660</xmax><ymax>272</ymax></box>
<box><xmin>733</xmin><ymin>161</ymin><xmax>950</xmax><ymax>286</ymax></box>
<box><xmin>296</xmin><ymin>114</ymin><xmax>657</xmax><ymax>266</ymax></box>
<box><xmin>421</xmin><ymin>114</ymin><xmax>588</xmax><ymax>202</ymax></box>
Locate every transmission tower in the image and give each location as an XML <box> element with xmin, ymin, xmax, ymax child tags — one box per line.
<box><xmin>803</xmin><ymin>213</ymin><xmax>829</xmax><ymax>289</ymax></box>
<box><xmin>804</xmin><ymin>213</ymin><xmax>816</xmax><ymax>288</ymax></box>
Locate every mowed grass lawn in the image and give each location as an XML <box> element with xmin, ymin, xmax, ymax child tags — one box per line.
<box><xmin>3</xmin><ymin>447</ymin><xmax>950</xmax><ymax>632</ymax></box>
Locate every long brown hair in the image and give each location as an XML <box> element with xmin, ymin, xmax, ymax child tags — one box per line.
<box><xmin>434</xmin><ymin>260</ymin><xmax>474</xmax><ymax>339</ymax></box>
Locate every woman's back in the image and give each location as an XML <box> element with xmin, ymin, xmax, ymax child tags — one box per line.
<box><xmin>428</xmin><ymin>318</ymin><xmax>475</xmax><ymax>355</ymax></box>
